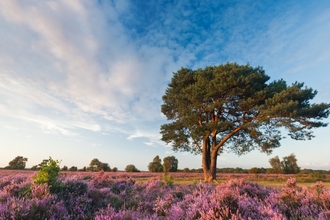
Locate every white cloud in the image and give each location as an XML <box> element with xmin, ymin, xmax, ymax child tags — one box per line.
<box><xmin>127</xmin><ymin>129</ymin><xmax>163</xmax><ymax>146</ymax></box>
<box><xmin>0</xmin><ymin>73</ymin><xmax>101</xmax><ymax>135</ymax></box>
<box><xmin>0</xmin><ymin>0</ymin><xmax>180</xmax><ymax>130</ymax></box>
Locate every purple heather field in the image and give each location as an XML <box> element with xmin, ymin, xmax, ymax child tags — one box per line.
<box><xmin>1</xmin><ymin>170</ymin><xmax>330</xmax><ymax>219</ymax></box>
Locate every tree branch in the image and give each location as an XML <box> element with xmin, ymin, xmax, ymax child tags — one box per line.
<box><xmin>195</xmin><ymin>142</ymin><xmax>203</xmax><ymax>152</ymax></box>
<box><xmin>213</xmin><ymin>127</ymin><xmax>241</xmax><ymax>154</ymax></box>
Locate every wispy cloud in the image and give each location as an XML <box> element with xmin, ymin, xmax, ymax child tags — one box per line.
<box><xmin>0</xmin><ymin>0</ymin><xmax>180</xmax><ymax>132</ymax></box>
<box><xmin>0</xmin><ymin>73</ymin><xmax>101</xmax><ymax>135</ymax></box>
<box><xmin>127</xmin><ymin>129</ymin><xmax>164</xmax><ymax>147</ymax></box>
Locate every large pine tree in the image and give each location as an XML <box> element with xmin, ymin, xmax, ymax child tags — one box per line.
<box><xmin>161</xmin><ymin>63</ymin><xmax>330</xmax><ymax>182</ymax></box>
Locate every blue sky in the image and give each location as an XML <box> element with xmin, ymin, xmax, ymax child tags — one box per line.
<box><xmin>0</xmin><ymin>0</ymin><xmax>330</xmax><ymax>171</ymax></box>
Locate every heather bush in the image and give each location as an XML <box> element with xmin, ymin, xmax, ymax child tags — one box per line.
<box><xmin>52</xmin><ymin>180</ymin><xmax>93</xmax><ymax>218</ymax></box>
<box><xmin>266</xmin><ymin>178</ymin><xmax>330</xmax><ymax>219</ymax></box>
<box><xmin>0</xmin><ymin>184</ymin><xmax>69</xmax><ymax>220</ymax></box>
<box><xmin>90</xmin><ymin>170</ymin><xmax>114</xmax><ymax>189</ymax></box>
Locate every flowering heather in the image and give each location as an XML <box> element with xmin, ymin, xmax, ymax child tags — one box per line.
<box><xmin>0</xmin><ymin>170</ymin><xmax>330</xmax><ymax>219</ymax></box>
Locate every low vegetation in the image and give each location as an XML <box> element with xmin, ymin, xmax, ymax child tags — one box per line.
<box><xmin>1</xmin><ymin>170</ymin><xmax>330</xmax><ymax>219</ymax></box>
<box><xmin>32</xmin><ymin>157</ymin><xmax>61</xmax><ymax>186</ymax></box>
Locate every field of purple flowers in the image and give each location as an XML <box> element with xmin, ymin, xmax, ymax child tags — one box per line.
<box><xmin>1</xmin><ymin>170</ymin><xmax>330</xmax><ymax>219</ymax></box>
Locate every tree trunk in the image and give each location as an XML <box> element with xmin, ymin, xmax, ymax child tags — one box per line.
<box><xmin>210</xmin><ymin>134</ymin><xmax>217</xmax><ymax>180</ymax></box>
<box><xmin>202</xmin><ymin>149</ymin><xmax>218</xmax><ymax>182</ymax></box>
<box><xmin>202</xmin><ymin>134</ymin><xmax>217</xmax><ymax>182</ymax></box>
<box><xmin>202</xmin><ymin>128</ymin><xmax>241</xmax><ymax>182</ymax></box>
<box><xmin>210</xmin><ymin>150</ymin><xmax>217</xmax><ymax>180</ymax></box>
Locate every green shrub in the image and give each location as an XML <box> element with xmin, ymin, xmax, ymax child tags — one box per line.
<box><xmin>33</xmin><ymin>157</ymin><xmax>61</xmax><ymax>186</ymax></box>
<box><xmin>162</xmin><ymin>174</ymin><xmax>174</xmax><ymax>187</ymax></box>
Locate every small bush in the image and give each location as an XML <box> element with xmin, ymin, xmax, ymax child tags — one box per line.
<box><xmin>163</xmin><ymin>174</ymin><xmax>174</xmax><ymax>187</ymax></box>
<box><xmin>33</xmin><ymin>157</ymin><xmax>61</xmax><ymax>186</ymax></box>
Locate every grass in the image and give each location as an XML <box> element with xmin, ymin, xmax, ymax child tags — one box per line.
<box><xmin>132</xmin><ymin>172</ymin><xmax>330</xmax><ymax>188</ymax></box>
<box><xmin>253</xmin><ymin>181</ymin><xmax>330</xmax><ymax>188</ymax></box>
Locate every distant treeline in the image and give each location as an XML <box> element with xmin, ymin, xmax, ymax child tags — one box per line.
<box><xmin>2</xmin><ymin>155</ymin><xmax>330</xmax><ymax>175</ymax></box>
<box><xmin>2</xmin><ymin>165</ymin><xmax>330</xmax><ymax>175</ymax></box>
<box><xmin>177</xmin><ymin>167</ymin><xmax>330</xmax><ymax>175</ymax></box>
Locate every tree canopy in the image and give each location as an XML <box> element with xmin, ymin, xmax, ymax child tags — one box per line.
<box><xmin>125</xmin><ymin>164</ymin><xmax>140</xmax><ymax>172</ymax></box>
<box><xmin>148</xmin><ymin>155</ymin><xmax>163</xmax><ymax>172</ymax></box>
<box><xmin>160</xmin><ymin>63</ymin><xmax>330</xmax><ymax>182</ymax></box>
<box><xmin>6</xmin><ymin>156</ymin><xmax>28</xmax><ymax>169</ymax></box>
<box><xmin>281</xmin><ymin>154</ymin><xmax>300</xmax><ymax>174</ymax></box>
<box><xmin>88</xmin><ymin>158</ymin><xmax>111</xmax><ymax>172</ymax></box>
<box><xmin>268</xmin><ymin>154</ymin><xmax>300</xmax><ymax>174</ymax></box>
<box><xmin>69</xmin><ymin>166</ymin><xmax>78</xmax><ymax>171</ymax></box>
<box><xmin>268</xmin><ymin>156</ymin><xmax>284</xmax><ymax>174</ymax></box>
<box><xmin>163</xmin><ymin>156</ymin><xmax>178</xmax><ymax>173</ymax></box>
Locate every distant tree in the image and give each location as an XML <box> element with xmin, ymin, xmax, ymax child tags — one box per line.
<box><xmin>299</xmin><ymin>169</ymin><xmax>312</xmax><ymax>174</ymax></box>
<box><xmin>163</xmin><ymin>156</ymin><xmax>178</xmax><ymax>173</ymax></box>
<box><xmin>183</xmin><ymin>167</ymin><xmax>190</xmax><ymax>173</ymax></box>
<box><xmin>88</xmin><ymin>158</ymin><xmax>101</xmax><ymax>171</ymax></box>
<box><xmin>160</xmin><ymin>63</ymin><xmax>330</xmax><ymax>182</ymax></box>
<box><xmin>248</xmin><ymin>167</ymin><xmax>266</xmax><ymax>174</ymax></box>
<box><xmin>148</xmin><ymin>155</ymin><xmax>163</xmax><ymax>172</ymax></box>
<box><xmin>31</xmin><ymin>159</ymin><xmax>50</xmax><ymax>170</ymax></box>
<box><xmin>268</xmin><ymin>156</ymin><xmax>284</xmax><ymax>174</ymax></box>
<box><xmin>266</xmin><ymin>168</ymin><xmax>273</xmax><ymax>174</ymax></box>
<box><xmin>78</xmin><ymin>166</ymin><xmax>87</xmax><ymax>171</ymax></box>
<box><xmin>282</xmin><ymin>153</ymin><xmax>300</xmax><ymax>174</ymax></box>
<box><xmin>125</xmin><ymin>164</ymin><xmax>140</xmax><ymax>172</ymax></box>
<box><xmin>268</xmin><ymin>153</ymin><xmax>300</xmax><ymax>174</ymax></box>
<box><xmin>69</xmin><ymin>166</ymin><xmax>78</xmax><ymax>171</ymax></box>
<box><xmin>217</xmin><ymin>167</ymin><xmax>248</xmax><ymax>174</ymax></box>
<box><xmin>190</xmin><ymin>168</ymin><xmax>204</xmax><ymax>173</ymax></box>
<box><xmin>112</xmin><ymin>167</ymin><xmax>118</xmax><ymax>172</ymax></box>
<box><xmin>30</xmin><ymin>165</ymin><xmax>38</xmax><ymax>170</ymax></box>
<box><xmin>99</xmin><ymin>163</ymin><xmax>111</xmax><ymax>172</ymax></box>
<box><xmin>61</xmin><ymin>165</ymin><xmax>68</xmax><ymax>171</ymax></box>
<box><xmin>6</xmin><ymin>156</ymin><xmax>28</xmax><ymax>169</ymax></box>
<box><xmin>87</xmin><ymin>158</ymin><xmax>111</xmax><ymax>171</ymax></box>
<box><xmin>248</xmin><ymin>167</ymin><xmax>260</xmax><ymax>174</ymax></box>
